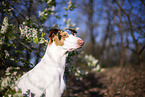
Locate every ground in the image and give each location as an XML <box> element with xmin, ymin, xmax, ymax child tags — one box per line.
<box><xmin>0</xmin><ymin>65</ymin><xmax>145</xmax><ymax>96</ymax></box>
<box><xmin>63</xmin><ymin>65</ymin><xmax>145</xmax><ymax>97</ymax></box>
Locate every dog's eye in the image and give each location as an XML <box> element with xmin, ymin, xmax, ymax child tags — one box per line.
<box><xmin>58</xmin><ymin>35</ymin><xmax>61</xmax><ymax>40</ymax></box>
<box><xmin>64</xmin><ymin>34</ymin><xmax>66</xmax><ymax>36</ymax></box>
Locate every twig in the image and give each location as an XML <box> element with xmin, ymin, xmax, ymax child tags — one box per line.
<box><xmin>140</xmin><ymin>45</ymin><xmax>145</xmax><ymax>54</ymax></box>
<box><xmin>140</xmin><ymin>0</ymin><xmax>145</xmax><ymax>7</ymax></box>
<box><xmin>11</xmin><ymin>5</ymin><xmax>25</xmax><ymax>19</ymax></box>
<box><xmin>16</xmin><ymin>39</ymin><xmax>39</xmax><ymax>56</ymax></box>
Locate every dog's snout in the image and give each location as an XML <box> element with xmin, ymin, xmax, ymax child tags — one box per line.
<box><xmin>78</xmin><ymin>39</ymin><xmax>84</xmax><ymax>46</ymax></box>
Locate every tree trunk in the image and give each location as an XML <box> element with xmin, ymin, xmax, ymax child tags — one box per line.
<box><xmin>118</xmin><ymin>0</ymin><xmax>124</xmax><ymax>67</ymax></box>
<box><xmin>88</xmin><ymin>0</ymin><xmax>95</xmax><ymax>55</ymax></box>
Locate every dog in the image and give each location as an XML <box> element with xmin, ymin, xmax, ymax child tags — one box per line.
<box><xmin>17</xmin><ymin>28</ymin><xmax>84</xmax><ymax>97</ymax></box>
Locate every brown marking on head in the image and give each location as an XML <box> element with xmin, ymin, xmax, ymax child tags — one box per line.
<box><xmin>48</xmin><ymin>28</ymin><xmax>60</xmax><ymax>45</ymax></box>
<box><xmin>48</xmin><ymin>29</ymin><xmax>69</xmax><ymax>46</ymax></box>
<box><xmin>66</xmin><ymin>28</ymin><xmax>77</xmax><ymax>35</ymax></box>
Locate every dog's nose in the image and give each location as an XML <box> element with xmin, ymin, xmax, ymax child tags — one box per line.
<box><xmin>78</xmin><ymin>39</ymin><xmax>84</xmax><ymax>46</ymax></box>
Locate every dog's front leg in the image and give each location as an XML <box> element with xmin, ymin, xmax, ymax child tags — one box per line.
<box><xmin>60</xmin><ymin>74</ymin><xmax>66</xmax><ymax>94</ymax></box>
<box><xmin>45</xmin><ymin>77</ymin><xmax>61</xmax><ymax>97</ymax></box>
<box><xmin>45</xmin><ymin>86</ymin><xmax>61</xmax><ymax>97</ymax></box>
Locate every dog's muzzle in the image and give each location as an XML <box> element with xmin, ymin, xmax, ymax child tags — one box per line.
<box><xmin>78</xmin><ymin>39</ymin><xmax>84</xmax><ymax>47</ymax></box>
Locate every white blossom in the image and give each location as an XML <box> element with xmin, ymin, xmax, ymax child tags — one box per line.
<box><xmin>66</xmin><ymin>24</ymin><xmax>70</xmax><ymax>28</ymax></box>
<box><xmin>8</xmin><ymin>94</ymin><xmax>11</xmax><ymax>97</ymax></box>
<box><xmin>52</xmin><ymin>24</ymin><xmax>56</xmax><ymax>27</ymax></box>
<box><xmin>5</xmin><ymin>72</ymin><xmax>11</xmax><ymax>76</ymax></box>
<box><xmin>12</xmin><ymin>71</ymin><xmax>17</xmax><ymax>75</ymax></box>
<box><xmin>19</xmin><ymin>24</ymin><xmax>38</xmax><ymax>42</ymax></box>
<box><xmin>75</xmin><ymin>27</ymin><xmax>79</xmax><ymax>31</ymax></box>
<box><xmin>22</xmin><ymin>22</ymin><xmax>26</xmax><ymax>25</ymax></box>
<box><xmin>96</xmin><ymin>65</ymin><xmax>100</xmax><ymax>70</ymax></box>
<box><xmin>51</xmin><ymin>12</ymin><xmax>54</xmax><ymax>15</ymax></box>
<box><xmin>39</xmin><ymin>37</ymin><xmax>46</xmax><ymax>44</ymax></box>
<box><xmin>51</xmin><ymin>6</ymin><xmax>55</xmax><ymax>11</ymax></box>
<box><xmin>1</xmin><ymin>77</ymin><xmax>11</xmax><ymax>90</ymax></box>
<box><xmin>0</xmin><ymin>40</ymin><xmax>2</xmax><ymax>45</ymax></box>
<box><xmin>5</xmin><ymin>67</ymin><xmax>13</xmax><ymax>73</ymax></box>
<box><xmin>39</xmin><ymin>11</ymin><xmax>44</xmax><ymax>17</ymax></box>
<box><xmin>23</xmin><ymin>72</ymin><xmax>26</xmax><ymax>75</ymax></box>
<box><xmin>39</xmin><ymin>28</ymin><xmax>43</xmax><ymax>32</ymax></box>
<box><xmin>75</xmin><ymin>72</ymin><xmax>79</xmax><ymax>76</ymax></box>
<box><xmin>44</xmin><ymin>13</ymin><xmax>48</xmax><ymax>16</ymax></box>
<box><xmin>67</xmin><ymin>0</ymin><xmax>72</xmax><ymax>9</ymax></box>
<box><xmin>2</xmin><ymin>1</ymin><xmax>6</xmax><ymax>6</ymax></box>
<box><xmin>1</xmin><ymin>66</ymin><xmax>20</xmax><ymax>94</ymax></box>
<box><xmin>101</xmin><ymin>68</ymin><xmax>105</xmax><ymax>72</ymax></box>
<box><xmin>72</xmin><ymin>23</ymin><xmax>76</xmax><ymax>27</ymax></box>
<box><xmin>63</xmin><ymin>18</ymin><xmax>66</xmax><ymax>22</ymax></box>
<box><xmin>92</xmin><ymin>65</ymin><xmax>101</xmax><ymax>71</ymax></box>
<box><xmin>1</xmin><ymin>17</ymin><xmax>9</xmax><ymax>34</ymax></box>
<box><xmin>68</xmin><ymin>18</ymin><xmax>71</xmax><ymax>22</ymax></box>
<box><xmin>85</xmin><ymin>71</ymin><xmax>89</xmax><ymax>75</ymax></box>
<box><xmin>8</xmin><ymin>8</ymin><xmax>14</xmax><ymax>11</ymax></box>
<box><xmin>4</xmin><ymin>50</ymin><xmax>9</xmax><ymax>58</ymax></box>
<box><xmin>10</xmin><ymin>58</ymin><xmax>14</xmax><ymax>61</ymax></box>
<box><xmin>16</xmin><ymin>67</ymin><xmax>20</xmax><ymax>70</ymax></box>
<box><xmin>65</xmin><ymin>12</ymin><xmax>68</xmax><ymax>14</ymax></box>
<box><xmin>47</xmin><ymin>0</ymin><xmax>52</xmax><ymax>4</ymax></box>
<box><xmin>84</xmin><ymin>54</ymin><xmax>105</xmax><ymax>72</ymax></box>
<box><xmin>63</xmin><ymin>7</ymin><xmax>66</xmax><ymax>10</ymax></box>
<box><xmin>68</xmin><ymin>0</ymin><xmax>72</xmax><ymax>5</ymax></box>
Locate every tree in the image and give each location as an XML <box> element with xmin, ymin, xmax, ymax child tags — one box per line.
<box><xmin>115</xmin><ymin>0</ymin><xmax>144</xmax><ymax>66</ymax></box>
<box><xmin>118</xmin><ymin>0</ymin><xmax>124</xmax><ymax>67</ymax></box>
<box><xmin>76</xmin><ymin>0</ymin><xmax>99</xmax><ymax>56</ymax></box>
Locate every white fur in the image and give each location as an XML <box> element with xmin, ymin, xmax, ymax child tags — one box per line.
<box><xmin>17</xmin><ymin>33</ymin><xmax>83</xmax><ymax>97</ymax></box>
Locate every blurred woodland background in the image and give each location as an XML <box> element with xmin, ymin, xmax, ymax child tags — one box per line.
<box><xmin>0</xmin><ymin>0</ymin><xmax>145</xmax><ymax>96</ymax></box>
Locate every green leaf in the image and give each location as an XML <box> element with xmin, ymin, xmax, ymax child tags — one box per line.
<box><xmin>34</xmin><ymin>38</ymin><xmax>39</xmax><ymax>44</ymax></box>
<box><xmin>41</xmin><ymin>32</ymin><xmax>46</xmax><ymax>37</ymax></box>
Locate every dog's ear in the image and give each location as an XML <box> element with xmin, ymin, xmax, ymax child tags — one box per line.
<box><xmin>48</xmin><ymin>28</ymin><xmax>60</xmax><ymax>38</ymax></box>
<box><xmin>66</xmin><ymin>28</ymin><xmax>77</xmax><ymax>35</ymax></box>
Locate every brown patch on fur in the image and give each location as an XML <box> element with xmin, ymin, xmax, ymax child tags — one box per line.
<box><xmin>48</xmin><ymin>29</ymin><xmax>60</xmax><ymax>38</ymax></box>
<box><xmin>48</xmin><ymin>30</ymin><xmax>69</xmax><ymax>46</ymax></box>
<box><xmin>48</xmin><ymin>38</ymin><xmax>53</xmax><ymax>45</ymax></box>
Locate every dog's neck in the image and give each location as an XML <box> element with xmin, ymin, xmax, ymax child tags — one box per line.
<box><xmin>42</xmin><ymin>42</ymin><xmax>68</xmax><ymax>67</ymax></box>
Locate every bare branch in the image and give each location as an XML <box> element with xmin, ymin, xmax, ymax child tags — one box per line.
<box><xmin>140</xmin><ymin>0</ymin><xmax>145</xmax><ymax>7</ymax></box>
<box><xmin>11</xmin><ymin>5</ymin><xmax>25</xmax><ymax>19</ymax></box>
<box><xmin>140</xmin><ymin>45</ymin><xmax>145</xmax><ymax>54</ymax></box>
<box><xmin>16</xmin><ymin>39</ymin><xmax>40</xmax><ymax>57</ymax></box>
<box><xmin>115</xmin><ymin>0</ymin><xmax>144</xmax><ymax>66</ymax></box>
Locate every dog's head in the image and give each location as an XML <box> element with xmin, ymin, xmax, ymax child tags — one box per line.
<box><xmin>48</xmin><ymin>28</ymin><xmax>84</xmax><ymax>51</ymax></box>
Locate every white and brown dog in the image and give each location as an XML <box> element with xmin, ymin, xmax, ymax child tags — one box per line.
<box><xmin>17</xmin><ymin>29</ymin><xmax>84</xmax><ymax>97</ymax></box>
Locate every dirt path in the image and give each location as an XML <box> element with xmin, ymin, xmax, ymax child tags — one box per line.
<box><xmin>63</xmin><ymin>73</ymin><xmax>104</xmax><ymax>97</ymax></box>
<box><xmin>63</xmin><ymin>66</ymin><xmax>145</xmax><ymax>97</ymax></box>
